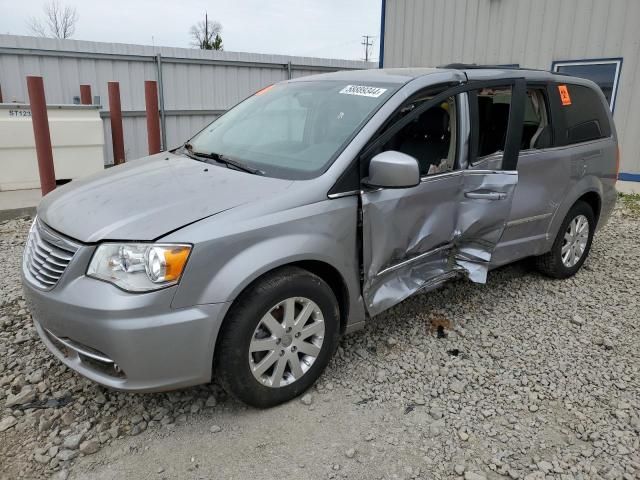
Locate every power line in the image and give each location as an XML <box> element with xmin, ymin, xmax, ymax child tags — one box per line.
<box><xmin>361</xmin><ymin>35</ymin><xmax>375</xmax><ymax>62</ymax></box>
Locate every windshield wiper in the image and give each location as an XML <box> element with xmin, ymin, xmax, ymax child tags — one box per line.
<box><xmin>211</xmin><ymin>153</ymin><xmax>265</xmax><ymax>176</ymax></box>
<box><xmin>182</xmin><ymin>144</ymin><xmax>264</xmax><ymax>175</ymax></box>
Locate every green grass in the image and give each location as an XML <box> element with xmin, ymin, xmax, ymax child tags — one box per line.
<box><xmin>618</xmin><ymin>192</ymin><xmax>640</xmax><ymax>217</ymax></box>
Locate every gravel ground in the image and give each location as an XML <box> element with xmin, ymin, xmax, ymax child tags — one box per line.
<box><xmin>1</xmin><ymin>200</ymin><xmax>639</xmax><ymax>480</ymax></box>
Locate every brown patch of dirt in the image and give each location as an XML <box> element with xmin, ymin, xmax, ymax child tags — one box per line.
<box><xmin>427</xmin><ymin>313</ymin><xmax>452</xmax><ymax>337</ymax></box>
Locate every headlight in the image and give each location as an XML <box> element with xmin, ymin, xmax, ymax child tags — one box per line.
<box><xmin>87</xmin><ymin>243</ymin><xmax>192</xmax><ymax>292</ymax></box>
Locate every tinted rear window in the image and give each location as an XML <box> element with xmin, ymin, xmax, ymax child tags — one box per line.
<box><xmin>556</xmin><ymin>83</ymin><xmax>611</xmax><ymax>144</ymax></box>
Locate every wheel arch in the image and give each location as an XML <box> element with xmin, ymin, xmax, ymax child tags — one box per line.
<box><xmin>219</xmin><ymin>260</ymin><xmax>352</xmax><ymax>338</ymax></box>
<box><xmin>576</xmin><ymin>190</ymin><xmax>602</xmax><ymax>225</ymax></box>
<box><xmin>545</xmin><ymin>178</ymin><xmax>603</xmax><ymax>251</ymax></box>
<box><xmin>210</xmin><ymin>259</ymin><xmax>354</xmax><ymax>381</ymax></box>
<box><xmin>291</xmin><ymin>260</ymin><xmax>350</xmax><ymax>334</ymax></box>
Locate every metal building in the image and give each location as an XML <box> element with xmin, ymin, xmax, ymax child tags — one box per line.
<box><xmin>379</xmin><ymin>0</ymin><xmax>640</xmax><ymax>183</ymax></box>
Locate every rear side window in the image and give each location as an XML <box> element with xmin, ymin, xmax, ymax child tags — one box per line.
<box><xmin>556</xmin><ymin>84</ymin><xmax>611</xmax><ymax>144</ymax></box>
<box><xmin>522</xmin><ymin>88</ymin><xmax>552</xmax><ymax>150</ymax></box>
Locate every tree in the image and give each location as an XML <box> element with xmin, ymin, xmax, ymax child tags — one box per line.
<box><xmin>211</xmin><ymin>34</ymin><xmax>223</xmax><ymax>51</ymax></box>
<box><xmin>190</xmin><ymin>13</ymin><xmax>223</xmax><ymax>50</ymax></box>
<box><xmin>27</xmin><ymin>0</ymin><xmax>78</xmax><ymax>39</ymax></box>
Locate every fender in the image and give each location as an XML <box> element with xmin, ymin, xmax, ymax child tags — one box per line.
<box><xmin>543</xmin><ymin>175</ymin><xmax>604</xmax><ymax>251</ymax></box>
<box><xmin>167</xmin><ymin>197</ymin><xmax>367</xmax><ymax>330</ymax></box>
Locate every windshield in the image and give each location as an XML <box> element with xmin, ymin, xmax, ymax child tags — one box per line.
<box><xmin>187</xmin><ymin>80</ymin><xmax>398</xmax><ymax>179</ymax></box>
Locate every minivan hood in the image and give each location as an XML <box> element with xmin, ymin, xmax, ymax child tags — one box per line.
<box><xmin>38</xmin><ymin>153</ymin><xmax>293</xmax><ymax>243</ymax></box>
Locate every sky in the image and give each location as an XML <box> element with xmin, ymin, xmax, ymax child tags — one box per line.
<box><xmin>0</xmin><ymin>0</ymin><xmax>382</xmax><ymax>61</ymax></box>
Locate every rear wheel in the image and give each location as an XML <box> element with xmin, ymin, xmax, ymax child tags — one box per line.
<box><xmin>535</xmin><ymin>201</ymin><xmax>595</xmax><ymax>278</ymax></box>
<box><xmin>215</xmin><ymin>267</ymin><xmax>340</xmax><ymax>408</ymax></box>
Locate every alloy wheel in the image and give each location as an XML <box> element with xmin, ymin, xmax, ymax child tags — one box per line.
<box><xmin>249</xmin><ymin>297</ymin><xmax>325</xmax><ymax>388</ymax></box>
<box><xmin>561</xmin><ymin>214</ymin><xmax>589</xmax><ymax>268</ymax></box>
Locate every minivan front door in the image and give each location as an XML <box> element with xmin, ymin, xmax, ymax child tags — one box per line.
<box><xmin>360</xmin><ymin>79</ymin><xmax>526</xmax><ymax>316</ymax></box>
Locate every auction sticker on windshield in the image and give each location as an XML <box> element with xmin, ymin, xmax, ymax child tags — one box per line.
<box><xmin>339</xmin><ymin>85</ymin><xmax>388</xmax><ymax>98</ymax></box>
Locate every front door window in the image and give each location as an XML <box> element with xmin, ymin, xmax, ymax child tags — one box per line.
<box><xmin>380</xmin><ymin>95</ymin><xmax>457</xmax><ymax>176</ymax></box>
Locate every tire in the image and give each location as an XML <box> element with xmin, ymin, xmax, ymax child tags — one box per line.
<box><xmin>215</xmin><ymin>266</ymin><xmax>340</xmax><ymax>408</ymax></box>
<box><xmin>535</xmin><ymin>201</ymin><xmax>596</xmax><ymax>279</ymax></box>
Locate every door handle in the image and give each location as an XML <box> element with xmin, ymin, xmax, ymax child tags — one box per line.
<box><xmin>464</xmin><ymin>191</ymin><xmax>507</xmax><ymax>200</ymax></box>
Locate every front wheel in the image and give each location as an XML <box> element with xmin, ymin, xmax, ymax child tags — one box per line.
<box><xmin>215</xmin><ymin>267</ymin><xmax>340</xmax><ymax>408</ymax></box>
<box><xmin>535</xmin><ymin>201</ymin><xmax>596</xmax><ymax>279</ymax></box>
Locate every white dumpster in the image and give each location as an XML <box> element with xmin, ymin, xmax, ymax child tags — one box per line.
<box><xmin>0</xmin><ymin>104</ymin><xmax>105</xmax><ymax>191</ymax></box>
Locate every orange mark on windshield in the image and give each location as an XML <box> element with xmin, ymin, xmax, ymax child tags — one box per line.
<box><xmin>254</xmin><ymin>84</ymin><xmax>275</xmax><ymax>96</ymax></box>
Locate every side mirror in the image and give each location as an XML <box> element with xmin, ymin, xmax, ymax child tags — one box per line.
<box><xmin>364</xmin><ymin>151</ymin><xmax>420</xmax><ymax>189</ymax></box>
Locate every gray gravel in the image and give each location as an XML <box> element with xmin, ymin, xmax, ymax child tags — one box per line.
<box><xmin>1</xmin><ymin>201</ymin><xmax>639</xmax><ymax>480</ymax></box>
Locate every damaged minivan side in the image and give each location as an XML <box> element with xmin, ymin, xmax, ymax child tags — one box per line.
<box><xmin>358</xmin><ymin>78</ymin><xmax>525</xmax><ymax>315</ymax></box>
<box><xmin>22</xmin><ymin>66</ymin><xmax>618</xmax><ymax>407</ymax></box>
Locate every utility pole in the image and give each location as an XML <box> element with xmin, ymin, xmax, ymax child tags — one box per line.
<box><xmin>362</xmin><ymin>35</ymin><xmax>374</xmax><ymax>62</ymax></box>
<box><xmin>205</xmin><ymin>12</ymin><xmax>208</xmax><ymax>49</ymax></box>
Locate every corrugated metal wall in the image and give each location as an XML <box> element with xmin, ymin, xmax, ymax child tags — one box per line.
<box><xmin>0</xmin><ymin>35</ymin><xmax>372</xmax><ymax>164</ymax></box>
<box><xmin>382</xmin><ymin>0</ymin><xmax>640</xmax><ymax>176</ymax></box>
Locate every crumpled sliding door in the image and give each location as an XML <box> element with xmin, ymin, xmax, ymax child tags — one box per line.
<box><xmin>452</xmin><ymin>170</ymin><xmax>518</xmax><ymax>283</ymax></box>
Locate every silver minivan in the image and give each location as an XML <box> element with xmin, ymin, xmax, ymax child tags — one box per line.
<box><xmin>22</xmin><ymin>66</ymin><xmax>618</xmax><ymax>407</ymax></box>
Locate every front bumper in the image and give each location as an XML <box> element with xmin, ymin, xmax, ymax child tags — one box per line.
<box><xmin>22</xmin><ymin>261</ymin><xmax>229</xmax><ymax>392</ymax></box>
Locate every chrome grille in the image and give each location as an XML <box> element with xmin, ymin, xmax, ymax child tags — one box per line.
<box><xmin>23</xmin><ymin>218</ymin><xmax>80</xmax><ymax>290</ymax></box>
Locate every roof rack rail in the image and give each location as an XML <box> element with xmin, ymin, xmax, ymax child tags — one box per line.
<box><xmin>438</xmin><ymin>63</ymin><xmax>522</xmax><ymax>70</ymax></box>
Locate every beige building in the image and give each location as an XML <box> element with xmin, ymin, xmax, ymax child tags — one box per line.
<box><xmin>379</xmin><ymin>0</ymin><xmax>640</xmax><ymax>183</ymax></box>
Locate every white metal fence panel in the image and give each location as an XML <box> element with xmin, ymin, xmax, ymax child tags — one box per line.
<box><xmin>0</xmin><ymin>34</ymin><xmax>372</xmax><ymax>164</ymax></box>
